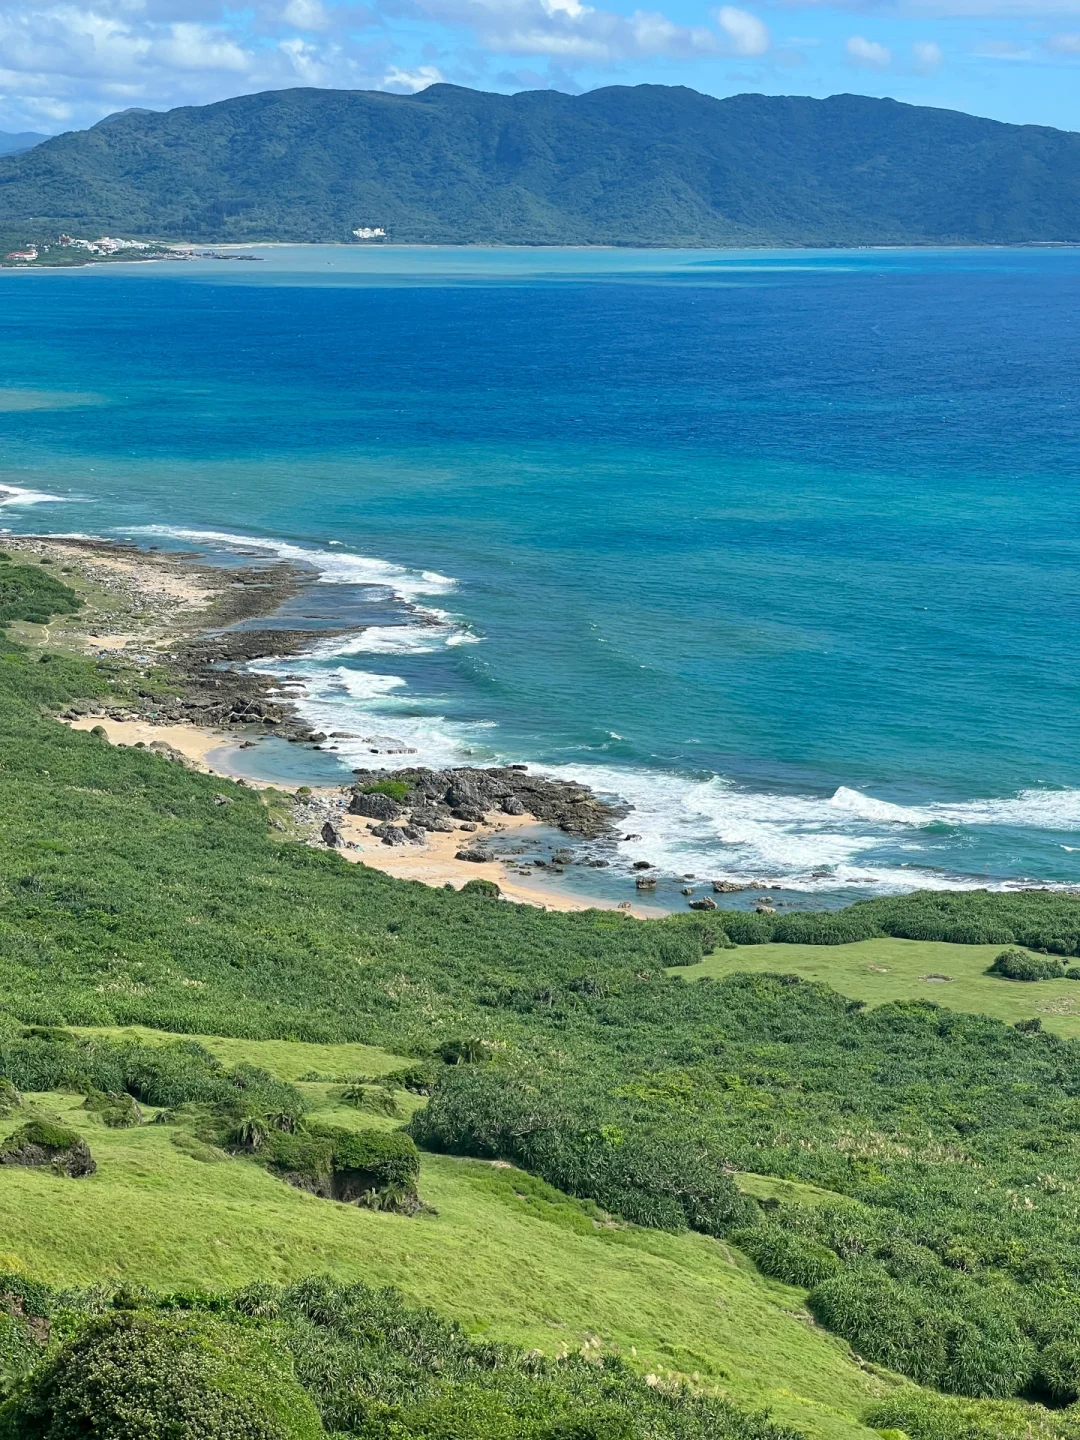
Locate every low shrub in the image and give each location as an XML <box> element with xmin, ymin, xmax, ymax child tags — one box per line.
<box><xmin>340</xmin><ymin>1083</ymin><xmax>399</xmax><ymax>1117</ymax></box>
<box><xmin>377</xmin><ymin>1063</ymin><xmax>438</xmax><ymax>1094</ymax></box>
<box><xmin>459</xmin><ymin>878</ymin><xmax>501</xmax><ymax>899</ymax></box>
<box><xmin>82</xmin><ymin>1090</ymin><xmax>143</xmax><ymax>1128</ymax></box>
<box><xmin>358</xmin><ymin>779</ymin><xmax>411</xmax><ymax>802</ymax></box>
<box><xmin>259</xmin><ymin>1132</ymin><xmax>334</xmax><ymax>1187</ymax></box>
<box><xmin>731</xmin><ymin>1225</ymin><xmax>841</xmax><ymax>1289</ymax></box>
<box><xmin>0</xmin><ymin>1310</ymin><xmax>325</xmax><ymax>1439</ymax></box>
<box><xmin>324</xmin><ymin>1128</ymin><xmax>420</xmax><ymax>1190</ymax></box>
<box><xmin>987</xmin><ymin>950</ymin><xmax>1063</xmax><ymax>982</ymax></box>
<box><xmin>865</xmin><ymin>1391</ymin><xmax>1080</xmax><ymax>1440</ymax></box>
<box><xmin>0</xmin><ymin>1120</ymin><xmax>81</xmax><ymax>1156</ymax></box>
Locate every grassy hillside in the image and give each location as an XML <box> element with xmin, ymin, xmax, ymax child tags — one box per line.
<box><xmin>6</xmin><ymin>553</ymin><xmax>1080</xmax><ymax>1440</ymax></box>
<box><xmin>1</xmin><ymin>84</ymin><xmax>1079</xmax><ymax>246</ymax></box>
<box><xmin>677</xmin><ymin>937</ymin><xmax>1080</xmax><ymax>1038</ymax></box>
<box><xmin>0</xmin><ymin>1041</ymin><xmax>891</xmax><ymax>1440</ymax></box>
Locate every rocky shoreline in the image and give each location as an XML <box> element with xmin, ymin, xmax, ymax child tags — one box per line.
<box><xmin>347</xmin><ymin>766</ymin><xmax>626</xmax><ymax>842</ymax></box>
<box><xmin>12</xmin><ymin>534</ymin><xmax>627</xmax><ymax>844</ymax></box>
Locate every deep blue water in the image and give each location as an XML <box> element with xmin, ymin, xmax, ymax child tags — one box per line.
<box><xmin>1</xmin><ymin>245</ymin><xmax>1079</xmax><ymax>899</ymax></box>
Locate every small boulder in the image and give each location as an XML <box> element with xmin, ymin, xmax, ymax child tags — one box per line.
<box><xmin>321</xmin><ymin>820</ymin><xmax>344</xmax><ymax>847</ymax></box>
<box><xmin>451</xmin><ymin>805</ymin><xmax>486</xmax><ymax>823</ymax></box>
<box><xmin>455</xmin><ymin>849</ymin><xmax>491</xmax><ymax>863</ymax></box>
<box><xmin>689</xmin><ymin>897</ymin><xmax>718</xmax><ymax>911</ymax></box>
<box><xmin>372</xmin><ymin>824</ymin><xmax>410</xmax><ymax>847</ymax></box>
<box><xmin>411</xmin><ymin>807</ymin><xmax>454</xmax><ymax>832</ymax></box>
<box><xmin>501</xmin><ymin>796</ymin><xmax>526</xmax><ymax>816</ymax></box>
<box><xmin>350</xmin><ymin>790</ymin><xmax>402</xmax><ymax>821</ymax></box>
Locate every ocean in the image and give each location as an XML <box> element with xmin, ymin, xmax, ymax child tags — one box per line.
<box><xmin>1</xmin><ymin>244</ymin><xmax>1079</xmax><ymax>908</ymax></box>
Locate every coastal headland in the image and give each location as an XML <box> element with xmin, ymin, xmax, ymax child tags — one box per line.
<box><xmin>2</xmin><ymin>533</ymin><xmax>664</xmax><ymax>915</ymax></box>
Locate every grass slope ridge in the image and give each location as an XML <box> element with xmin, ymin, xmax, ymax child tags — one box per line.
<box><xmin>1</xmin><ymin>84</ymin><xmax>1079</xmax><ymax>245</ymax></box>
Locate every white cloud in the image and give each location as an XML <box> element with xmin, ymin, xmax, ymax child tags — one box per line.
<box><xmin>153</xmin><ymin>22</ymin><xmax>250</xmax><ymax>69</ymax></box>
<box><xmin>781</xmin><ymin>0</ymin><xmax>1080</xmax><ymax>15</ymax></box>
<box><xmin>716</xmin><ymin>5</ymin><xmax>769</xmax><ymax>54</ymax></box>
<box><xmin>846</xmin><ymin>33</ymin><xmax>890</xmax><ymax>65</ymax></box>
<box><xmin>1047</xmin><ymin>29</ymin><xmax>1080</xmax><ymax>48</ymax></box>
<box><xmin>382</xmin><ymin>61</ymin><xmax>443</xmax><ymax>86</ymax></box>
<box><xmin>282</xmin><ymin>0</ymin><xmax>330</xmax><ymax>29</ymax></box>
<box><xmin>407</xmin><ymin>0</ymin><xmax>725</xmax><ymax>63</ymax></box>
<box><xmin>912</xmin><ymin>37</ymin><xmax>942</xmax><ymax>67</ymax></box>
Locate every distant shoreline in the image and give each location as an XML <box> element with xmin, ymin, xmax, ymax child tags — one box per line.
<box><xmin>5</xmin><ymin>239</ymin><xmax>1080</xmax><ymax>272</ymax></box>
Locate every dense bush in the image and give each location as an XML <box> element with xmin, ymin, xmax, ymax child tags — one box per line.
<box><xmin>0</xmin><ymin>560</ymin><xmax>79</xmax><ymax>628</ymax></box>
<box><xmin>865</xmin><ymin>1390</ymin><xmax>1080</xmax><ymax>1440</ymax></box>
<box><xmin>808</xmin><ymin>1268</ymin><xmax>1035</xmax><ymax>1397</ymax></box>
<box><xmin>410</xmin><ymin>1065</ymin><xmax>756</xmax><ymax>1235</ymax></box>
<box><xmin>730</xmin><ymin>1225</ymin><xmax>840</xmax><ymax>1289</ymax></box>
<box><xmin>987</xmin><ymin>949</ymin><xmax>1064</xmax><ymax>981</ymax></box>
<box><xmin>0</xmin><ymin>1277</ymin><xmax>797</xmax><ymax>1440</ymax></box>
<box><xmin>0</xmin><ymin>1310</ymin><xmax>324</xmax><ymax>1439</ymax></box>
<box><xmin>0</xmin><ymin>1034</ymin><xmax>304</xmax><ymax>1123</ymax></box>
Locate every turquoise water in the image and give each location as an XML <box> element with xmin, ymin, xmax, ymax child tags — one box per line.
<box><xmin>1</xmin><ymin>244</ymin><xmax>1079</xmax><ymax>899</ymax></box>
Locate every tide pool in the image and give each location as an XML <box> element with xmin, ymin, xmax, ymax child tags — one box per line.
<box><xmin>1</xmin><ymin>244</ymin><xmax>1078</xmax><ymax>897</ymax></box>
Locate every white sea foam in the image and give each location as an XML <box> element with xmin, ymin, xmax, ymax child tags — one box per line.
<box><xmin>130</xmin><ymin>526</ymin><xmax>456</xmax><ymax>603</ymax></box>
<box><xmin>0</xmin><ymin>484</ymin><xmax>67</xmax><ymax>507</ymax></box>
<box><xmin>536</xmin><ymin>764</ymin><xmax>1080</xmax><ymax>892</ymax></box>
<box><xmin>310</xmin><ymin>625</ymin><xmax>448</xmax><ymax>658</ymax></box>
<box><xmin>124</xmin><ymin>523</ymin><xmax>1078</xmax><ymax>894</ymax></box>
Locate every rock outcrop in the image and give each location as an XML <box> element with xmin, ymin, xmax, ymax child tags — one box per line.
<box><xmin>349</xmin><ymin>766</ymin><xmax>623</xmax><ymax>839</ymax></box>
<box><xmin>0</xmin><ymin>1121</ymin><xmax>96</xmax><ymax>1177</ymax></box>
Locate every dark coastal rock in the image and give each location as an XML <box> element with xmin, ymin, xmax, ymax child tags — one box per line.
<box><xmin>633</xmin><ymin>861</ymin><xmax>653</xmax><ymax>871</ymax></box>
<box><xmin>455</xmin><ymin>849</ymin><xmax>491</xmax><ymax>863</ymax></box>
<box><xmin>348</xmin><ymin>765</ymin><xmax>624</xmax><ymax>839</ymax></box>
<box><xmin>0</xmin><ymin>1121</ymin><xmax>96</xmax><ymax>1177</ymax></box>
<box><xmin>350</xmin><ymin>791</ymin><xmax>402</xmax><ymax>821</ymax></box>
<box><xmin>321</xmin><ymin>820</ymin><xmax>344</xmax><ymax>847</ymax></box>
<box><xmin>635</xmin><ymin>876</ymin><xmax>658</xmax><ymax>890</ymax></box>
<box><xmin>712</xmin><ymin>880</ymin><xmax>751</xmax><ymax>893</ymax></box>
<box><xmin>411</xmin><ymin>807</ymin><xmax>453</xmax><ymax>831</ymax></box>
<box><xmin>371</xmin><ymin>824</ymin><xmax>410</xmax><ymax>846</ymax></box>
<box><xmin>689</xmin><ymin>897</ymin><xmax>718</xmax><ymax>911</ymax></box>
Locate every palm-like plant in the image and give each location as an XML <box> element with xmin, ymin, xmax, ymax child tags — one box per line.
<box><xmin>234</xmin><ymin>1115</ymin><xmax>270</xmax><ymax>1151</ymax></box>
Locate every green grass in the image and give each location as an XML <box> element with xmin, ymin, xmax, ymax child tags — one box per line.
<box><xmin>0</xmin><ymin>1052</ymin><xmax>896</xmax><ymax>1440</ymax></box>
<box><xmin>70</xmin><ymin>1024</ymin><xmax>410</xmax><ymax>1082</ymax></box>
<box><xmin>674</xmin><ymin>937</ymin><xmax>1080</xmax><ymax>1037</ymax></box>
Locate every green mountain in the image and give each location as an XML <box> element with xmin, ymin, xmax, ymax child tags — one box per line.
<box><xmin>1</xmin><ymin>83</ymin><xmax>1079</xmax><ymax>246</ymax></box>
<box><xmin>0</xmin><ymin>130</ymin><xmax>47</xmax><ymax>157</ymax></box>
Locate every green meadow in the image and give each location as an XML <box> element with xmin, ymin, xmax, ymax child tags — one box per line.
<box><xmin>675</xmin><ymin>936</ymin><xmax>1080</xmax><ymax>1037</ymax></box>
<box><xmin>0</xmin><ymin>1040</ymin><xmax>893</xmax><ymax>1440</ymax></box>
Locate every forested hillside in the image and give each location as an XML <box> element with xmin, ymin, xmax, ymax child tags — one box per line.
<box><xmin>1</xmin><ymin>83</ymin><xmax>1079</xmax><ymax>245</ymax></box>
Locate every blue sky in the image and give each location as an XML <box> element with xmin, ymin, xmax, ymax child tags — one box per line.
<box><xmin>0</xmin><ymin>0</ymin><xmax>1078</xmax><ymax>135</ymax></box>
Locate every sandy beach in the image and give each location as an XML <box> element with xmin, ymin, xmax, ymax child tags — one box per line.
<box><xmin>62</xmin><ymin>715</ymin><xmax>232</xmax><ymax>772</ymax></box>
<box><xmin>63</xmin><ymin>711</ymin><xmax>657</xmax><ymax>913</ymax></box>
